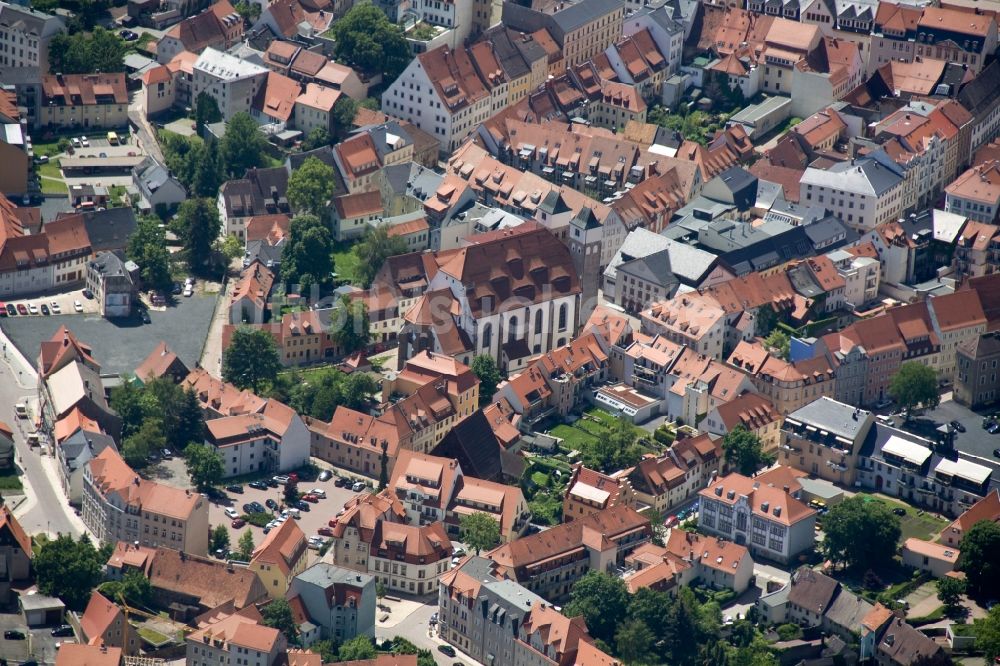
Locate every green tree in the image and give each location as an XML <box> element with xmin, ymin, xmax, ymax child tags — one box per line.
<box><xmin>122</xmin><ymin>417</ymin><xmax>165</xmax><ymax>468</ymax></box>
<box><xmin>564</xmin><ymin>571</ymin><xmax>629</xmax><ymax>646</ymax></box>
<box><xmin>184</xmin><ymin>443</ymin><xmax>224</xmax><ymax>490</ymax></box>
<box><xmin>332</xmin><ymin>295</ymin><xmax>371</xmax><ymax>355</ymax></box>
<box><xmin>35</xmin><ymin>534</ymin><xmax>103</xmax><ymax>610</ymax></box>
<box><xmin>615</xmin><ymin>618</ymin><xmax>656</xmax><ymax>665</ymax></box>
<box><xmin>338</xmin><ymin>636</ymin><xmax>377</xmax><ymax>662</ymax></box>
<box><xmin>287</xmin><ymin>156</ymin><xmax>335</xmax><ymax>215</ymax></box>
<box><xmin>223</xmin><ymin>327</ymin><xmax>282</xmax><ymax>392</ymax></box>
<box><xmin>936</xmin><ymin>576</ymin><xmax>965</xmax><ymax>612</ymax></box>
<box><xmin>331</xmin><ymin>96</ymin><xmax>359</xmax><ymax>140</ymax></box>
<box><xmin>192</xmin><ymin>139</ymin><xmax>224</xmax><ymax>198</ymax></box>
<box><xmin>218</xmin><ymin>234</ymin><xmax>244</xmax><ymax>263</ymax></box>
<box><xmin>99</xmin><ymin>570</ymin><xmax>152</xmax><ymax>608</ymax></box>
<box><xmin>237</xmin><ymin>530</ymin><xmax>255</xmax><ymax>561</ymax></box>
<box><xmin>262</xmin><ymin>598</ymin><xmax>299</xmax><ymax>645</ymax></box>
<box><xmin>144</xmin><ymin>379</ymin><xmax>207</xmax><ymax>452</ymax></box>
<box><xmin>302</xmin><ymin>127</ymin><xmax>330</xmax><ymax>151</ymax></box>
<box><xmin>583</xmin><ymin>417</ymin><xmax>642</xmax><ymax>473</ymax></box>
<box><xmin>310</xmin><ymin>640</ymin><xmax>337</xmax><ymax>662</ymax></box>
<box><xmin>173</xmin><ymin>198</ymin><xmax>219</xmax><ymax>273</ymax></box>
<box><xmin>110</xmin><ymin>379</ymin><xmax>146</xmax><ymax>440</ymax></box>
<box><xmin>126</xmin><ymin>216</ymin><xmax>173</xmax><ymax>291</ymax></box>
<box><xmin>284</xmin><ymin>478</ymin><xmax>299</xmax><ymax>504</ymax></box>
<box><xmin>222</xmin><ymin>112</ymin><xmax>266</xmax><ymax>178</ymax></box>
<box><xmin>48</xmin><ymin>28</ymin><xmax>126</xmax><ymax>74</ymax></box>
<box><xmin>723</xmin><ymin>425</ymin><xmax>775</xmax><ymax>476</ymax></box>
<box><xmin>763</xmin><ymin>329</ymin><xmax>790</xmax><ymax>360</ymax></box>
<box><xmin>959</xmin><ymin>519</ymin><xmax>1000</xmax><ymax>598</ymax></box>
<box><xmin>234</xmin><ymin>0</ymin><xmax>261</xmax><ymax>22</ymax></box>
<box><xmin>376</xmin><ymin>579</ymin><xmax>387</xmax><ymax>601</ymax></box>
<box><xmin>471</xmin><ymin>355</ymin><xmax>503</xmax><ymax>404</ymax></box>
<box><xmin>628</xmin><ymin>587</ymin><xmax>673</xmax><ymax>646</ymax></box>
<box><xmin>460</xmin><ymin>511</ymin><xmax>500</xmax><ymax>555</ymax></box>
<box><xmin>354</xmin><ymin>224</ymin><xmax>407</xmax><ymax>287</ymax></box>
<box><xmin>978</xmin><ymin>606</ymin><xmax>1000</xmax><ymax>664</ymax></box>
<box><xmin>280</xmin><ymin>214</ymin><xmax>333</xmax><ymax>291</ymax></box>
<box><xmin>821</xmin><ymin>495</ymin><xmax>901</xmax><ymax>571</ymax></box>
<box><xmin>378</xmin><ymin>441</ymin><xmax>389</xmax><ymax>491</ymax></box>
<box><xmin>330</xmin><ymin>3</ymin><xmax>409</xmax><ymax>79</ymax></box>
<box><xmin>211</xmin><ymin>524</ymin><xmax>230</xmax><ymax>554</ymax></box>
<box><xmin>195</xmin><ymin>92</ymin><xmax>223</xmax><ymax>131</ymax></box>
<box><xmin>889</xmin><ymin>361</ymin><xmax>940</xmax><ymax>418</ymax></box>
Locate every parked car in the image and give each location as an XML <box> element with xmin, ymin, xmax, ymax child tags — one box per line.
<box><xmin>893</xmin><ymin>507</ymin><xmax>906</xmax><ymax>516</ymax></box>
<box><xmin>71</xmin><ymin>137</ymin><xmax>81</xmax><ymax>148</ymax></box>
<box><xmin>273</xmin><ymin>475</ymin><xmax>290</xmax><ymax>484</ymax></box>
<box><xmin>4</xmin><ymin>630</ymin><xmax>25</xmax><ymax>640</ymax></box>
<box><xmin>224</xmin><ymin>508</ymin><xmax>239</xmax><ymax>519</ymax></box>
<box><xmin>993</xmin><ymin>448</ymin><xmax>1000</xmax><ymax>458</ymax></box>
<box><xmin>39</xmin><ymin>303</ymin><xmax>49</xmax><ymax>315</ymax></box>
<box><xmin>28</xmin><ymin>303</ymin><xmax>38</xmax><ymax>315</ymax></box>
<box><xmin>161</xmin><ymin>448</ymin><xmax>173</xmax><ymax>460</ymax></box>
<box><xmin>49</xmin><ymin>301</ymin><xmax>61</xmax><ymax>314</ymax></box>
<box><xmin>5</xmin><ymin>304</ymin><xmax>15</xmax><ymax>316</ymax></box>
<box><xmin>82</xmin><ymin>289</ymin><xmax>94</xmax><ymax>299</ymax></box>
<box><xmin>242</xmin><ymin>503</ymin><xmax>255</xmax><ymax>514</ymax></box>
<box><xmin>15</xmin><ymin>303</ymin><xmax>26</xmax><ymax>315</ymax></box>
<box><xmin>226</xmin><ymin>484</ymin><xmax>243</xmax><ymax>494</ymax></box>
<box><xmin>293</xmin><ymin>500</ymin><xmax>310</xmax><ymax>512</ymax></box>
<box><xmin>265</xmin><ymin>477</ymin><xmax>279</xmax><ymax>488</ymax></box>
<box><xmin>438</xmin><ymin>646</ymin><xmax>456</xmax><ymax>658</ymax></box>
<box><xmin>80</xmin><ymin>137</ymin><xmax>90</xmax><ymax>148</ymax></box>
<box><xmin>318</xmin><ymin>470</ymin><xmax>332</xmax><ymax>482</ymax></box>
<box><xmin>950</xmin><ymin>420</ymin><xmax>967</xmax><ymax>433</ymax></box>
<box><xmin>318</xmin><ymin>526</ymin><xmax>334</xmax><ymax>537</ymax></box>
<box><xmin>171</xmin><ymin>282</ymin><xmax>182</xmax><ymax>295</ymax></box>
<box><xmin>265</xmin><ymin>499</ymin><xmax>279</xmax><ymax>511</ymax></box>
<box><xmin>183</xmin><ymin>285</ymin><xmax>193</xmax><ymax>297</ymax></box>
<box><xmin>51</xmin><ymin>625</ymin><xmax>74</xmax><ymax>637</ymax></box>
<box><xmin>231</xmin><ymin>518</ymin><xmax>246</xmax><ymax>529</ymax></box>
<box><xmin>73</xmin><ymin>300</ymin><xmax>83</xmax><ymax>313</ymax></box>
<box><xmin>249</xmin><ymin>480</ymin><xmax>268</xmax><ymax>490</ymax></box>
<box><xmin>309</xmin><ymin>488</ymin><xmax>326</xmax><ymax>499</ymax></box>
<box><xmin>249</xmin><ymin>501</ymin><xmax>265</xmax><ymax>514</ymax></box>
<box><xmin>334</xmin><ymin>476</ymin><xmax>348</xmax><ymax>487</ymax></box>
<box><xmin>989</xmin><ymin>423</ymin><xmax>1000</xmax><ymax>435</ymax></box>
<box><xmin>351</xmin><ymin>481</ymin><xmax>366</xmax><ymax>492</ymax></box>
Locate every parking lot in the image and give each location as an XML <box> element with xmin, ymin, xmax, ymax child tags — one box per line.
<box><xmin>207</xmin><ymin>472</ymin><xmax>365</xmax><ymax>557</ymax></box>
<box><xmin>1</xmin><ymin>290</ymin><xmax>218</xmax><ymax>376</ymax></box>
<box><xmin>1</xmin><ymin>288</ymin><xmax>99</xmax><ymax>318</ymax></box>
<box><xmin>0</xmin><ymin>610</ymin><xmax>64</xmax><ymax>665</ymax></box>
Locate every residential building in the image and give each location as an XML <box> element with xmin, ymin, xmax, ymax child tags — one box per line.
<box><xmin>250</xmin><ymin>518</ymin><xmax>308</xmax><ymax>597</ymax></box>
<box><xmin>562</xmin><ymin>463</ymin><xmax>634</xmax><ymax>523</ymax></box>
<box><xmin>37</xmin><ymin>333</ymin><xmax>120</xmax><ymax>439</ymax></box>
<box><xmin>627</xmin><ymin>434</ymin><xmax>724</xmax><ymax>515</ymax></box>
<box><xmin>155</xmin><ymin>0</ymin><xmax>243</xmax><ymax>63</ymax></box>
<box><xmin>780</xmin><ymin>397</ymin><xmax>874</xmax><ymax>487</ymax></box>
<box><xmin>705</xmin><ymin>392</ymin><xmax>783</xmax><ymax>453</ymax></box>
<box><xmin>135</xmin><ymin>341</ymin><xmax>190</xmax><ymax>385</ymax></box>
<box><xmin>927</xmin><ymin>289</ymin><xmax>987</xmax><ymax>380</ymax></box>
<box><xmin>86</xmin><ymin>252</ymin><xmax>135</xmax><ymax>319</ymax></box>
<box><xmin>38</xmin><ymin>74</ymin><xmax>128</xmax><ymax>130</ymax></box>
<box><xmin>106</xmin><ymin>543</ymin><xmax>268</xmax><ymax>615</ymax></box>
<box><xmin>332</xmin><ymin>191</ymin><xmax>383</xmax><ymax>241</ymax></box>
<box><xmin>698</xmin><ymin>469</ymin><xmax>817</xmax><ymax>563</ymax></box>
<box><xmin>628</xmin><ymin>530</ymin><xmax>754</xmax><ymax>593</ymax></box>
<box><xmin>0</xmin><ymin>507</ymin><xmax>31</xmax><ymax>605</ymax></box>
<box><xmin>229</xmin><ymin>260</ymin><xmax>275</xmax><ymax>325</ymax></box>
<box><xmin>133</xmin><ymin>157</ymin><xmax>186</xmax><ymax>214</ymax></box>
<box><xmin>186</xmin><ymin>612</ymin><xmax>287</xmax><ymax>666</ymax></box>
<box><xmin>502</xmin><ymin>0</ymin><xmax>625</xmax><ymax>68</ymax></box>
<box><xmin>940</xmin><ymin>488</ymin><xmax>999</xmax><ymax>548</ymax></box>
<box><xmin>203</xmin><ymin>399</ymin><xmax>310</xmax><ymax>478</ymax></box>
<box><xmin>287</xmin><ymin>563</ymin><xmax>376</xmax><ymax>643</ymax></box>
<box><xmin>951</xmin><ymin>220</ymin><xmax>1000</xmax><ymax>283</ymax></box>
<box><xmin>388</xmin><ymin>449</ymin><xmax>529</xmax><ymax>542</ymax></box>
<box><xmin>82</xmin><ymin>447</ymin><xmax>210</xmax><ymax>555</ymax></box>
<box><xmin>430</xmin><ymin>410</ymin><xmax>525</xmax><ymax>483</ymax></box>
<box><xmin>856</xmin><ymin>423</ymin><xmax>992</xmax><ymax>517</ymax></box>
<box><xmin>727</xmin><ymin>340</ymin><xmax>836</xmax><ymax>415</ymax></box>
<box><xmin>486</xmin><ymin>506</ymin><xmax>651</xmax><ymax>601</ymax></box>
<box><xmin>946</xmin><ymin>161</ymin><xmax>1000</xmax><ymax>223</ymax></box>
<box><xmin>79</xmin><ymin>591</ymin><xmax>137</xmax><ymax>654</ymax></box>
<box><xmin>55</xmin><ymin>644</ymin><xmax>122</xmax><ymax>666</ymax></box>
<box><xmin>0</xmin><ymin>91</ymin><xmax>27</xmax><ymax>196</ymax></box>
<box><xmin>192</xmin><ymin>47</ymin><xmax>268</xmax><ymax>121</ymax></box>
<box><xmin>329</xmin><ymin>511</ymin><xmax>452</xmax><ymax>597</ymax></box>
<box><xmin>775</xmin><ymin>567</ymin><xmax>874</xmax><ymax>642</ymax></box>
<box><xmin>900</xmin><ymin>538</ymin><xmax>959</xmax><ymax>578</ymax></box>
<box><xmin>56</xmin><ymin>417</ymin><xmax>116</xmax><ymax>505</ymax></box>
<box><xmin>0</xmin><ymin>3</ymin><xmax>64</xmax><ymax>71</ymax></box>
<box><xmin>913</xmin><ymin>7</ymin><xmax>997</xmax><ymax>76</ymax></box>
<box><xmin>293</xmin><ymin>83</ymin><xmax>339</xmax><ymax>137</ymax></box>
<box><xmin>956</xmin><ymin>331</ymin><xmax>1000</xmax><ymax>408</ymax></box>
<box><xmin>218</xmin><ymin>167</ymin><xmax>291</xmax><ymax>239</ymax></box>
<box><xmin>641</xmin><ymin>294</ymin><xmax>728</xmax><ymax>360</ymax></box>
<box><xmin>799</xmin><ymin>153</ymin><xmax>906</xmax><ymax>231</ymax></box>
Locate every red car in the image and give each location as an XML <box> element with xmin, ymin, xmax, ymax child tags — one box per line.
<box><xmin>664</xmin><ymin>515</ymin><xmax>678</xmax><ymax>528</ymax></box>
<box><xmin>16</xmin><ymin>303</ymin><xmax>27</xmax><ymax>315</ymax></box>
<box><xmin>328</xmin><ymin>518</ymin><xmax>339</xmax><ymax>528</ymax></box>
<box><xmin>317</xmin><ymin>526</ymin><xmax>334</xmax><ymax>537</ymax></box>
<box><xmin>288</xmin><ymin>472</ymin><xmax>299</xmax><ymax>482</ymax></box>
<box><xmin>302</xmin><ymin>494</ymin><xmax>319</xmax><ymax>503</ymax></box>
<box><xmin>231</xmin><ymin>518</ymin><xmax>246</xmax><ymax>529</ymax></box>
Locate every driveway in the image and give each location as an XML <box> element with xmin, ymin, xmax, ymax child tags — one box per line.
<box><xmin>208</xmin><ymin>475</ymin><xmax>364</xmax><ymax>555</ymax></box>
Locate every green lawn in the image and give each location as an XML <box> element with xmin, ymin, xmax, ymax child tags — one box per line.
<box><xmin>550</xmin><ymin>424</ymin><xmax>598</xmax><ymax>450</ymax></box>
<box><xmin>332</xmin><ymin>241</ymin><xmax>360</xmax><ymax>285</ymax></box>
<box><xmin>137</xmin><ymin>626</ymin><xmax>171</xmax><ymax>646</ymax></box>
<box><xmin>0</xmin><ymin>469</ymin><xmax>22</xmax><ymax>491</ymax></box>
<box><xmin>37</xmin><ymin>158</ymin><xmax>67</xmax><ymax>194</ymax></box>
<box><xmin>855</xmin><ymin>492</ymin><xmax>949</xmax><ymax>542</ymax></box>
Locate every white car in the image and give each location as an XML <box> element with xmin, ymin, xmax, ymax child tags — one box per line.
<box><xmin>308</xmin><ymin>488</ymin><xmax>326</xmax><ymax>499</ymax></box>
<box><xmin>351</xmin><ymin>481</ymin><xmax>366</xmax><ymax>492</ymax></box>
<box><xmin>224</xmin><ymin>508</ymin><xmax>239</xmax><ymax>519</ymax></box>
<box><xmin>183</xmin><ymin>286</ymin><xmax>193</xmax><ymax>297</ymax></box>
<box><xmin>28</xmin><ymin>303</ymin><xmax>38</xmax><ymax>315</ymax></box>
<box><xmin>73</xmin><ymin>300</ymin><xmax>83</xmax><ymax>313</ymax></box>
<box><xmin>71</xmin><ymin>137</ymin><xmax>81</xmax><ymax>148</ymax></box>
<box><xmin>50</xmin><ymin>301</ymin><xmax>60</xmax><ymax>313</ymax></box>
<box><xmin>80</xmin><ymin>137</ymin><xmax>90</xmax><ymax>147</ymax></box>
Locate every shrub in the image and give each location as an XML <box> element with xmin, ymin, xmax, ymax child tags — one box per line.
<box><xmin>243</xmin><ymin>512</ymin><xmax>271</xmax><ymax>527</ymax></box>
<box><xmin>776</xmin><ymin>623</ymin><xmax>803</xmax><ymax>641</ymax></box>
<box><xmin>653</xmin><ymin>428</ymin><xmax>675</xmax><ymax>446</ymax></box>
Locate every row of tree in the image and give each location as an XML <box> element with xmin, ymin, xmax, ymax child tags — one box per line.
<box><xmin>109</xmin><ymin>377</ymin><xmax>205</xmax><ymax>465</ymax></box>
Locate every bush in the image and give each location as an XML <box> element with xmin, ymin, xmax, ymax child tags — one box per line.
<box><xmin>243</xmin><ymin>512</ymin><xmax>271</xmax><ymax>527</ymax></box>
<box><xmin>713</xmin><ymin>588</ymin><xmax>738</xmax><ymax>604</ymax></box>
<box><xmin>531</xmin><ymin>472</ymin><xmax>550</xmax><ymax>487</ymax></box>
<box><xmin>776</xmin><ymin>623</ymin><xmax>803</xmax><ymax>641</ymax></box>
<box><xmin>653</xmin><ymin>428</ymin><xmax>675</xmax><ymax>446</ymax></box>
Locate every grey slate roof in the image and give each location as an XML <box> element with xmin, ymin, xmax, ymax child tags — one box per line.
<box><xmin>61</xmin><ymin>429</ymin><xmax>116</xmax><ymax>472</ymax></box>
<box><xmin>295</xmin><ymin>561</ymin><xmax>374</xmax><ymax>588</ymax></box>
<box><xmin>617</xmin><ymin>248</ymin><xmax>680</xmax><ymax>290</ymax></box>
<box><xmin>786</xmin><ymin>397</ymin><xmax>870</xmax><ymax>441</ymax></box>
<box><xmin>550</xmin><ymin>0</ymin><xmax>623</xmax><ymax>34</ymax></box>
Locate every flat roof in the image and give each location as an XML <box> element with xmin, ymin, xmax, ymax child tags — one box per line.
<box><xmin>935</xmin><ymin>457</ymin><xmax>991</xmax><ymax>485</ymax></box>
<box><xmin>881</xmin><ymin>435</ymin><xmax>932</xmax><ymax>467</ymax></box>
<box><xmin>569</xmin><ymin>482</ymin><xmax>611</xmax><ymax>504</ymax></box>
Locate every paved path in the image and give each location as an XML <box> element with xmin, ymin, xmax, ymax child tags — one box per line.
<box><xmin>0</xmin><ymin>326</ymin><xmax>85</xmax><ymax>538</ymax></box>
<box><xmin>199</xmin><ymin>278</ymin><xmax>232</xmax><ymax>377</ymax></box>
<box><xmin>128</xmin><ymin>93</ymin><xmax>164</xmax><ymax>164</ymax></box>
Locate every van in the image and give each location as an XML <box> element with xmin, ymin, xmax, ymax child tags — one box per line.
<box><xmin>106</xmin><ymin>131</ymin><xmax>119</xmax><ymax>146</ymax></box>
<box><xmin>14</xmin><ymin>403</ymin><xmax>27</xmax><ymax>419</ymax></box>
<box><xmin>26</xmin><ymin>433</ymin><xmax>39</xmax><ymax>447</ymax></box>
<box><xmin>286</xmin><ymin>507</ymin><xmax>301</xmax><ymax>518</ymax></box>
